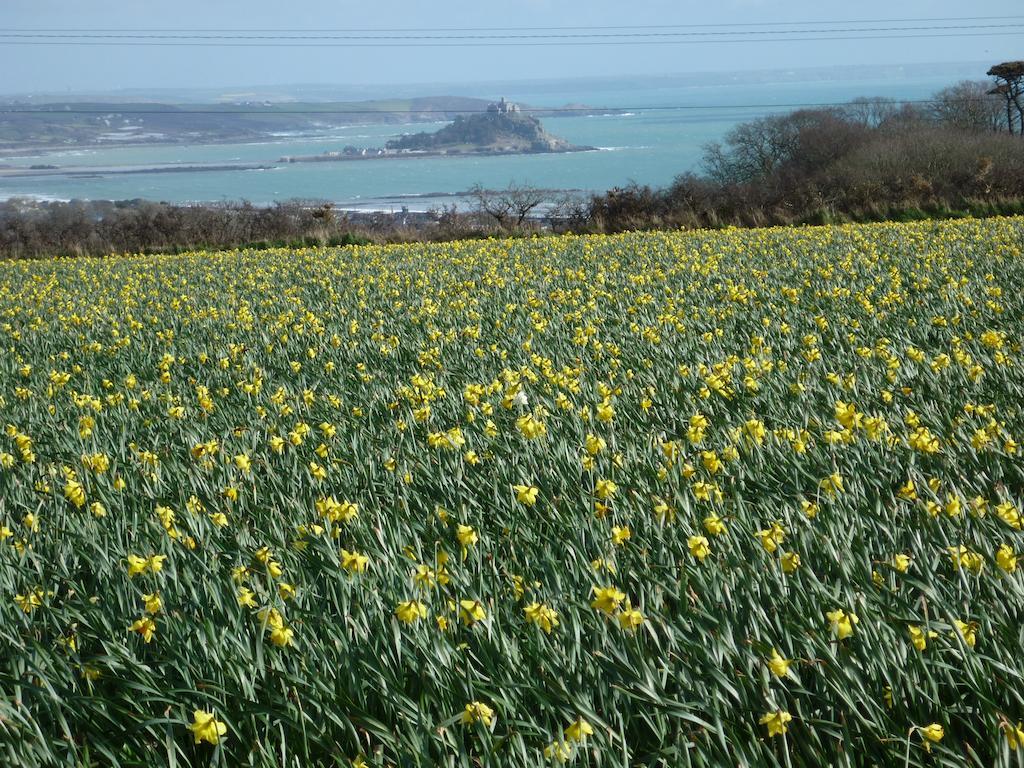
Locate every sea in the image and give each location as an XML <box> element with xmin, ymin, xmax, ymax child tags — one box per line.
<box><xmin>0</xmin><ymin>66</ymin><xmax>986</xmax><ymax>211</ymax></box>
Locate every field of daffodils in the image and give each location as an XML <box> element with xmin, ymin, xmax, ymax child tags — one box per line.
<box><xmin>2</xmin><ymin>218</ymin><xmax>1024</xmax><ymax>766</ymax></box>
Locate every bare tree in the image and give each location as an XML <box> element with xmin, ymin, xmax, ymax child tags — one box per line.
<box><xmin>931</xmin><ymin>81</ymin><xmax>1006</xmax><ymax>132</ymax></box>
<box><xmin>545</xmin><ymin>191</ymin><xmax>589</xmax><ymax>233</ymax></box>
<box><xmin>842</xmin><ymin>97</ymin><xmax>899</xmax><ymax>128</ymax></box>
<box><xmin>427</xmin><ymin>203</ymin><xmax>480</xmax><ymax>240</ymax></box>
<box><xmin>702</xmin><ymin>113</ymin><xmax>806</xmax><ymax>184</ymax></box>
<box><xmin>702</xmin><ymin>109</ymin><xmax>859</xmax><ymax>185</ymax></box>
<box><xmin>469</xmin><ymin>182</ymin><xmax>547</xmax><ymax>232</ymax></box>
<box><xmin>987</xmin><ymin>61</ymin><xmax>1024</xmax><ymax>136</ymax></box>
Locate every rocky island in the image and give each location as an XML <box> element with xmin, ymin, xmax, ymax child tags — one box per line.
<box><xmin>280</xmin><ymin>99</ymin><xmax>594</xmax><ymax>163</ymax></box>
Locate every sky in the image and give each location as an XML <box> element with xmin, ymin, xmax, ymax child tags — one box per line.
<box><xmin>0</xmin><ymin>0</ymin><xmax>1020</xmax><ymax>95</ymax></box>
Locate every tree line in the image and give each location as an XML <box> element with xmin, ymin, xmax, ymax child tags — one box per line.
<box><xmin>584</xmin><ymin>74</ymin><xmax>1024</xmax><ymax>232</ymax></box>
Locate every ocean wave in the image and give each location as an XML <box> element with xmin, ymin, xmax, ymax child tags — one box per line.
<box><xmin>0</xmin><ymin>192</ymin><xmax>72</xmax><ymax>203</ymax></box>
<box><xmin>385</xmin><ymin>192</ymin><xmax>460</xmax><ymax>200</ymax></box>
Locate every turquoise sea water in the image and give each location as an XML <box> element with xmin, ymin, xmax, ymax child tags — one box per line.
<box><xmin>0</xmin><ymin>73</ymin><xmax>974</xmax><ymax>210</ymax></box>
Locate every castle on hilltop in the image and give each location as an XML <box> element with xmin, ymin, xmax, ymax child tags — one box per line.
<box><xmin>487</xmin><ymin>97</ymin><xmax>520</xmax><ymax>115</ymax></box>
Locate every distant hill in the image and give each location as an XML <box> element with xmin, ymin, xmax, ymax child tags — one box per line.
<box><xmin>0</xmin><ymin>96</ymin><xmax>616</xmax><ymax>150</ymax></box>
<box><xmin>385</xmin><ymin>111</ymin><xmax>587</xmax><ymax>154</ymax></box>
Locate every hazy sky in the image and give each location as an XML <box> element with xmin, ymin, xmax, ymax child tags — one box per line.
<box><xmin>1</xmin><ymin>0</ymin><xmax>1020</xmax><ymax>94</ymax></box>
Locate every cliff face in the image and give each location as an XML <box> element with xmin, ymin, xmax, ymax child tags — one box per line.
<box><xmin>385</xmin><ymin>112</ymin><xmax>583</xmax><ymax>153</ymax></box>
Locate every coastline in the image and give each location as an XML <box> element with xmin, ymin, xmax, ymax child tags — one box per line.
<box><xmin>0</xmin><ymin>144</ymin><xmax>600</xmax><ymax>182</ymax></box>
<box><xmin>279</xmin><ymin>145</ymin><xmax>597</xmax><ymax>164</ymax></box>
<box><xmin>0</xmin><ymin>106</ymin><xmax>622</xmax><ymax>158</ymax></box>
<box><xmin>0</xmin><ymin>162</ymin><xmax>276</xmax><ymax>180</ymax></box>
<box><xmin>0</xmin><ymin>186</ymin><xmax>588</xmax><ymax>214</ymax></box>
<box><xmin>0</xmin><ymin>127</ymin><xmax>432</xmax><ymax>158</ymax></box>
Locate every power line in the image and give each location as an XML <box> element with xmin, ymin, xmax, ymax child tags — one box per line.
<box><xmin>0</xmin><ymin>23</ymin><xmax>1021</xmax><ymax>43</ymax></box>
<box><xmin>0</xmin><ymin>99</ymin><xmax>1001</xmax><ymax>116</ymax></box>
<box><xmin>0</xmin><ymin>23</ymin><xmax>1021</xmax><ymax>40</ymax></box>
<box><xmin>2</xmin><ymin>14</ymin><xmax>1022</xmax><ymax>33</ymax></box>
<box><xmin>0</xmin><ymin>31</ymin><xmax>1020</xmax><ymax>47</ymax></box>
